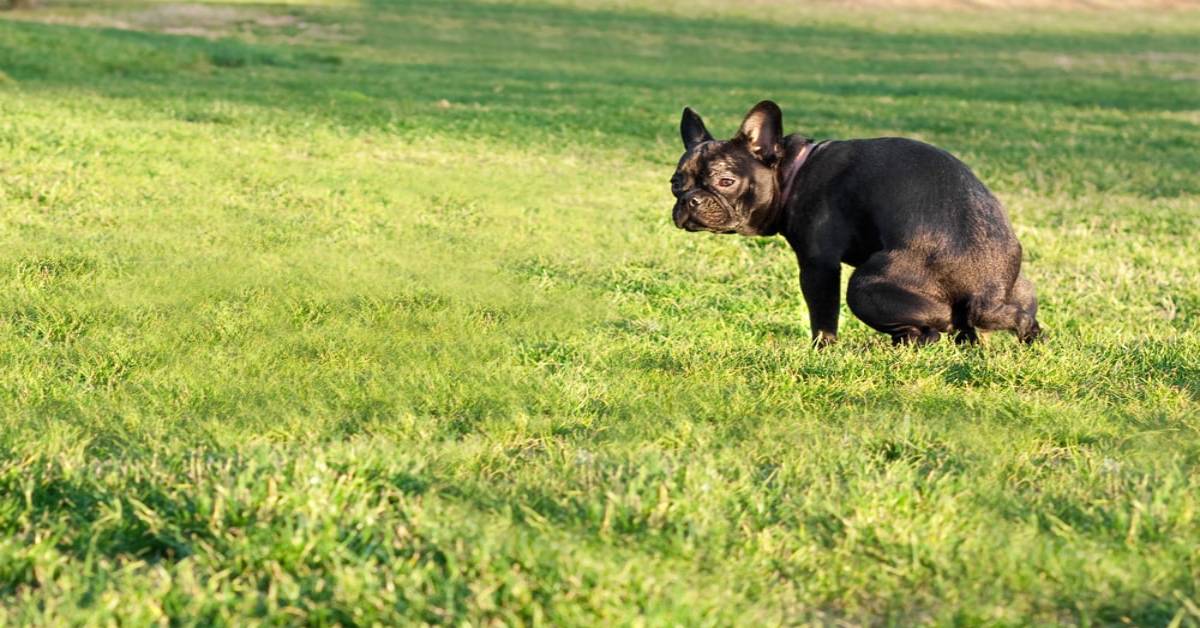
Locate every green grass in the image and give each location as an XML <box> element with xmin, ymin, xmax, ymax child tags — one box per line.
<box><xmin>2</xmin><ymin>0</ymin><xmax>1199</xmax><ymax>624</ymax></box>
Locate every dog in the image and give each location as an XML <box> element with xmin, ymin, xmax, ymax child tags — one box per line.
<box><xmin>670</xmin><ymin>100</ymin><xmax>1041</xmax><ymax>346</ymax></box>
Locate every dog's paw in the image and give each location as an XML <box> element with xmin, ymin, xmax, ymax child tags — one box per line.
<box><xmin>811</xmin><ymin>331</ymin><xmax>838</xmax><ymax>349</ymax></box>
<box><xmin>1020</xmin><ymin>322</ymin><xmax>1045</xmax><ymax>345</ymax></box>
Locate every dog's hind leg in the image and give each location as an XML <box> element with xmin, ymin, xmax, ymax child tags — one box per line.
<box><xmin>950</xmin><ymin>300</ymin><xmax>979</xmax><ymax>345</ymax></box>
<box><xmin>953</xmin><ymin>326</ymin><xmax>980</xmax><ymax>345</ymax></box>
<box><xmin>847</xmin><ymin>252</ymin><xmax>953</xmax><ymax>346</ymax></box>
<box><xmin>968</xmin><ymin>275</ymin><xmax>1042</xmax><ymax>344</ymax></box>
<box><xmin>1009</xmin><ymin>275</ymin><xmax>1042</xmax><ymax>343</ymax></box>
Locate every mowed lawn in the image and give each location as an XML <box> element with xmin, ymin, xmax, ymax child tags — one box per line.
<box><xmin>2</xmin><ymin>0</ymin><xmax>1199</xmax><ymax>624</ymax></box>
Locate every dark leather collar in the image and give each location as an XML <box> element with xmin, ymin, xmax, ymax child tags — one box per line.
<box><xmin>776</xmin><ymin>139</ymin><xmax>821</xmax><ymax>212</ymax></box>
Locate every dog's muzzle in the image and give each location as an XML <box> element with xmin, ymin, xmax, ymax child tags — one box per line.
<box><xmin>674</xmin><ymin>192</ymin><xmax>731</xmax><ymax>231</ymax></box>
<box><xmin>673</xmin><ymin>196</ymin><xmax>704</xmax><ymax>230</ymax></box>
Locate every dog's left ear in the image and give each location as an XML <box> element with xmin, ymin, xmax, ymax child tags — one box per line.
<box><xmin>681</xmin><ymin>107</ymin><xmax>714</xmax><ymax>151</ymax></box>
<box><xmin>736</xmin><ymin>100</ymin><xmax>783</xmax><ymax>165</ymax></box>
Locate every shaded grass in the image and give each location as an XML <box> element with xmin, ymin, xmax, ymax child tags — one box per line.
<box><xmin>2</xmin><ymin>0</ymin><xmax>1199</xmax><ymax>624</ymax></box>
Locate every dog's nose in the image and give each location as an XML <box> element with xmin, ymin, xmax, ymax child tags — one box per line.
<box><xmin>688</xmin><ymin>196</ymin><xmax>701</xmax><ymax>208</ymax></box>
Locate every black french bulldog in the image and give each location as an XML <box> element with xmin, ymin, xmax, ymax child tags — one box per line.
<box><xmin>670</xmin><ymin>100</ymin><xmax>1041</xmax><ymax>346</ymax></box>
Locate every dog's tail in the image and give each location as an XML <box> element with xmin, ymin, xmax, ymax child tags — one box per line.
<box><xmin>960</xmin><ymin>278</ymin><xmax>1041</xmax><ymax>343</ymax></box>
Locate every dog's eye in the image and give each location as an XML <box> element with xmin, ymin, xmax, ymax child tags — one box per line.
<box><xmin>717</xmin><ymin>177</ymin><xmax>735</xmax><ymax>188</ymax></box>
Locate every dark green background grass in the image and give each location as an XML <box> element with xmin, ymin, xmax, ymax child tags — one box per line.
<box><xmin>1</xmin><ymin>0</ymin><xmax>1198</xmax><ymax>624</ymax></box>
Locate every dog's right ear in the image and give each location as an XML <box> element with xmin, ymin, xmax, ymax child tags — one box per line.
<box><xmin>736</xmin><ymin>100</ymin><xmax>784</xmax><ymax>165</ymax></box>
<box><xmin>681</xmin><ymin>107</ymin><xmax>713</xmax><ymax>150</ymax></box>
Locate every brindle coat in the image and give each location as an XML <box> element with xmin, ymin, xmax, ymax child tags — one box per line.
<box><xmin>670</xmin><ymin>100</ymin><xmax>1041</xmax><ymax>346</ymax></box>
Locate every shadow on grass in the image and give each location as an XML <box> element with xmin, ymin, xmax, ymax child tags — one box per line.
<box><xmin>1</xmin><ymin>0</ymin><xmax>1197</xmax><ymax>195</ymax></box>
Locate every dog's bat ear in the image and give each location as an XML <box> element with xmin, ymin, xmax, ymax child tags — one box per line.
<box><xmin>736</xmin><ymin>100</ymin><xmax>783</xmax><ymax>165</ymax></box>
<box><xmin>681</xmin><ymin>107</ymin><xmax>713</xmax><ymax>150</ymax></box>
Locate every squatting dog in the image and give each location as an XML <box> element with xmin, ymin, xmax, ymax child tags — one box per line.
<box><xmin>670</xmin><ymin>100</ymin><xmax>1041</xmax><ymax>346</ymax></box>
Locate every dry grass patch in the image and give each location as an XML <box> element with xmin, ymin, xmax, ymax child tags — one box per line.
<box><xmin>1</xmin><ymin>1</ymin><xmax>360</xmax><ymax>41</ymax></box>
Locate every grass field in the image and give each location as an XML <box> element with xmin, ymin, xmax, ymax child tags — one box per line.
<box><xmin>2</xmin><ymin>0</ymin><xmax>1199</xmax><ymax>624</ymax></box>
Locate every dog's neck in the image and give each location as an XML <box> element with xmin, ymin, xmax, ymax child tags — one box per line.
<box><xmin>776</xmin><ymin>137</ymin><xmax>817</xmax><ymax>214</ymax></box>
<box><xmin>741</xmin><ymin>136</ymin><xmax>822</xmax><ymax>236</ymax></box>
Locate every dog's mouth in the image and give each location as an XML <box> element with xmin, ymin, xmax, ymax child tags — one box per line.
<box><xmin>685</xmin><ymin>222</ymin><xmax>736</xmax><ymax>234</ymax></box>
<box><xmin>679</xmin><ymin>217</ymin><xmax>737</xmax><ymax>234</ymax></box>
<box><xmin>674</xmin><ymin>204</ymin><xmax>738</xmax><ymax>234</ymax></box>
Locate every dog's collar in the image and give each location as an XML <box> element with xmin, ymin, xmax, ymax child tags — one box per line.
<box><xmin>776</xmin><ymin>139</ymin><xmax>820</xmax><ymax>211</ymax></box>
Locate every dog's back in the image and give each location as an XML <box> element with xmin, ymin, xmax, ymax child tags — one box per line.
<box><xmin>671</xmin><ymin>100</ymin><xmax>1041</xmax><ymax>345</ymax></box>
<box><xmin>794</xmin><ymin>136</ymin><xmax>1040</xmax><ymax>344</ymax></box>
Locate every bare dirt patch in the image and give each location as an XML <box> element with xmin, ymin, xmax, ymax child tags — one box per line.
<box><xmin>3</xmin><ymin>2</ymin><xmax>359</xmax><ymax>42</ymax></box>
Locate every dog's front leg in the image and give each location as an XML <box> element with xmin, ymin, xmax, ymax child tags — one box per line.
<box><xmin>799</xmin><ymin>263</ymin><xmax>841</xmax><ymax>347</ymax></box>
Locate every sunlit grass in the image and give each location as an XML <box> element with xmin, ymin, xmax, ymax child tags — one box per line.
<box><xmin>1</xmin><ymin>0</ymin><xmax>1198</xmax><ymax>623</ymax></box>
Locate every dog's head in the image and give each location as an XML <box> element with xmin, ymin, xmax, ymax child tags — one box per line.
<box><xmin>670</xmin><ymin>100</ymin><xmax>784</xmax><ymax>236</ymax></box>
